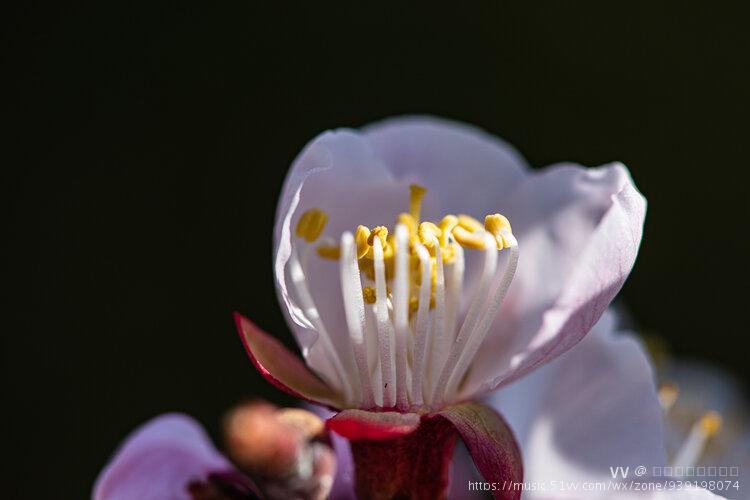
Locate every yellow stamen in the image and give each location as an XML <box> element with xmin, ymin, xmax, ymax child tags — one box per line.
<box><xmin>657</xmin><ymin>382</ymin><xmax>679</xmax><ymax>412</ymax></box>
<box><xmin>358</xmin><ymin>259</ymin><xmax>375</xmax><ymax>280</ymax></box>
<box><xmin>316</xmin><ymin>244</ymin><xmax>341</xmax><ymax>260</ymax></box>
<box><xmin>438</xmin><ymin>215</ymin><xmax>458</xmax><ymax>247</ymax></box>
<box><xmin>457</xmin><ymin>214</ymin><xmax>483</xmax><ymax>233</ymax></box>
<box><xmin>384</xmin><ymin>257</ymin><xmax>395</xmax><ymax>280</ymax></box>
<box><xmin>452</xmin><ymin>225</ymin><xmax>486</xmax><ymax>249</ymax></box>
<box><xmin>418</xmin><ymin>222</ymin><xmax>442</xmax><ymax>249</ymax></box>
<box><xmin>384</xmin><ymin>234</ymin><xmax>396</xmax><ymax>260</ymax></box>
<box><xmin>367</xmin><ymin>226</ymin><xmax>389</xmax><ymax>247</ymax></box>
<box><xmin>360</xmin><ymin>255</ymin><xmax>393</xmax><ymax>280</ymax></box>
<box><xmin>409</xmin><ymin>184</ymin><xmax>427</xmax><ymax>222</ymax></box>
<box><xmin>440</xmin><ymin>244</ymin><xmax>456</xmax><ymax>264</ymax></box>
<box><xmin>484</xmin><ymin>213</ymin><xmax>513</xmax><ymax>249</ymax></box>
<box><xmin>398</xmin><ymin>213</ymin><xmax>418</xmax><ymax>236</ymax></box>
<box><xmin>362</xmin><ymin>286</ymin><xmax>377</xmax><ymax>304</ymax></box>
<box><xmin>699</xmin><ymin>411</ymin><xmax>722</xmax><ymax>437</ymax></box>
<box><xmin>355</xmin><ymin>225</ymin><xmax>371</xmax><ymax>259</ymax></box>
<box><xmin>295</xmin><ymin>208</ymin><xmax>328</xmax><ymax>243</ymax></box>
<box><xmin>409</xmin><ymin>296</ymin><xmax>419</xmax><ymax>315</ymax></box>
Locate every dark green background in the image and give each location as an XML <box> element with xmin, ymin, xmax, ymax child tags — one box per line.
<box><xmin>7</xmin><ymin>2</ymin><xmax>749</xmax><ymax>498</ymax></box>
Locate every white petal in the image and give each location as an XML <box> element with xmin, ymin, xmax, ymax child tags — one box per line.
<box><xmin>465</xmin><ymin>162</ymin><xmax>646</xmax><ymax>397</ymax></box>
<box><xmin>489</xmin><ymin>310</ymin><xmax>667</xmax><ymax>485</ymax></box>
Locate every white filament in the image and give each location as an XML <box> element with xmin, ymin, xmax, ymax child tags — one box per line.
<box><xmin>424</xmin><ymin>236</ymin><xmax>446</xmax><ymax>404</ymax></box>
<box><xmin>313</xmin><ymin>220</ymin><xmax>517</xmax><ymax>410</ymax></box>
<box><xmin>432</xmin><ymin>232</ymin><xmax>498</xmax><ymax>405</ymax></box>
<box><xmin>363</xmin><ymin>303</ymin><xmax>383</xmax><ymax>406</ymax></box>
<box><xmin>339</xmin><ymin>232</ymin><xmax>375</xmax><ymax>408</ymax></box>
<box><xmin>289</xmin><ymin>245</ymin><xmax>355</xmax><ymax>404</ymax></box>
<box><xmin>446</xmin><ymin>232</ymin><xmax>518</xmax><ymax>398</ymax></box>
<box><xmin>372</xmin><ymin>237</ymin><xmax>395</xmax><ymax>407</ymax></box>
<box><xmin>393</xmin><ymin>224</ymin><xmax>410</xmax><ymax>409</ymax></box>
<box><xmin>411</xmin><ymin>242</ymin><xmax>433</xmax><ymax>406</ymax></box>
<box><xmin>445</xmin><ymin>240</ymin><xmax>464</xmax><ymax>343</ymax></box>
<box><xmin>671</xmin><ymin>418</ymin><xmax>716</xmax><ymax>469</ymax></box>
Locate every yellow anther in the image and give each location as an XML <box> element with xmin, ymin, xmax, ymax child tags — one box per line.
<box><xmin>438</xmin><ymin>215</ymin><xmax>458</xmax><ymax>247</ymax></box>
<box><xmin>397</xmin><ymin>213</ymin><xmax>418</xmax><ymax>236</ymax></box>
<box><xmin>358</xmin><ymin>259</ymin><xmax>375</xmax><ymax>280</ymax></box>
<box><xmin>409</xmin><ymin>296</ymin><xmax>419</xmax><ymax>315</ymax></box>
<box><xmin>452</xmin><ymin>225</ymin><xmax>486</xmax><ymax>250</ymax></box>
<box><xmin>295</xmin><ymin>208</ymin><xmax>328</xmax><ymax>243</ymax></box>
<box><xmin>409</xmin><ymin>234</ymin><xmax>422</xmax><ymax>251</ymax></box>
<box><xmin>484</xmin><ymin>213</ymin><xmax>513</xmax><ymax>249</ymax></box>
<box><xmin>383</xmin><ymin>256</ymin><xmax>395</xmax><ymax>279</ymax></box>
<box><xmin>657</xmin><ymin>382</ymin><xmax>679</xmax><ymax>412</ymax></box>
<box><xmin>354</xmin><ymin>225</ymin><xmax>371</xmax><ymax>259</ymax></box>
<box><xmin>384</xmin><ymin>234</ymin><xmax>396</xmax><ymax>260</ymax></box>
<box><xmin>362</xmin><ymin>286</ymin><xmax>377</xmax><ymax>304</ymax></box>
<box><xmin>367</xmin><ymin>226</ymin><xmax>389</xmax><ymax>247</ymax></box>
<box><xmin>457</xmin><ymin>214</ymin><xmax>483</xmax><ymax>233</ymax></box>
<box><xmin>409</xmin><ymin>184</ymin><xmax>427</xmax><ymax>222</ymax></box>
<box><xmin>418</xmin><ymin>221</ymin><xmax>442</xmax><ymax>249</ymax></box>
<box><xmin>699</xmin><ymin>411</ymin><xmax>723</xmax><ymax>437</ymax></box>
<box><xmin>316</xmin><ymin>244</ymin><xmax>341</xmax><ymax>260</ymax></box>
<box><xmin>441</xmin><ymin>244</ymin><xmax>456</xmax><ymax>264</ymax></box>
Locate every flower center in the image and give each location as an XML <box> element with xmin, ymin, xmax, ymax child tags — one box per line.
<box><xmin>292</xmin><ymin>184</ymin><xmax>518</xmax><ymax>410</ymax></box>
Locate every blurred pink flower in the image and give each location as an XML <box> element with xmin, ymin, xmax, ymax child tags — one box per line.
<box><xmin>93</xmin><ymin>403</ymin><xmax>335</xmax><ymax>500</ymax></box>
<box><xmin>93</xmin><ymin>413</ymin><xmax>259</xmax><ymax>500</ymax></box>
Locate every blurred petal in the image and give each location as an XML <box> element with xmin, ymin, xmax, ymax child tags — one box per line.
<box><xmin>439</xmin><ymin>402</ymin><xmax>523</xmax><ymax>500</ymax></box>
<box><xmin>617</xmin><ymin>488</ymin><xmax>728</xmax><ymax>500</ymax></box>
<box><xmin>93</xmin><ymin>414</ymin><xmax>232</xmax><ymax>500</ymax></box>
<box><xmin>304</xmin><ymin>405</ymin><xmax>356</xmax><ymax>500</ymax></box>
<box><xmin>234</xmin><ymin>312</ymin><xmax>344</xmax><ymax>408</ymax></box>
<box><xmin>362</xmin><ymin>115</ymin><xmax>528</xmax><ymax>218</ymax></box>
<box><xmin>465</xmin><ymin>162</ymin><xmax>647</xmax><ymax>396</ymax></box>
<box><xmin>489</xmin><ymin>310</ymin><xmax>667</xmax><ymax>485</ymax></box>
<box><xmin>326</xmin><ymin>409</ymin><xmax>420</xmax><ymax>440</ymax></box>
<box><xmin>660</xmin><ymin>361</ymin><xmax>749</xmax><ymax>499</ymax></box>
<box><xmin>326</xmin><ymin>432</ymin><xmax>355</xmax><ymax>500</ymax></box>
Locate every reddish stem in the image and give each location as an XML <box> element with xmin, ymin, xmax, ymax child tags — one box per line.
<box><xmin>349</xmin><ymin>414</ymin><xmax>458</xmax><ymax>500</ymax></box>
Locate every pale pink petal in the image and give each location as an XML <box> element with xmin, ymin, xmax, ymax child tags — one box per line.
<box><xmin>273</xmin><ymin>129</ymin><xmax>428</xmax><ymax>388</ymax></box>
<box><xmin>489</xmin><ymin>310</ymin><xmax>667</xmax><ymax>485</ymax></box>
<box><xmin>93</xmin><ymin>414</ymin><xmax>232</xmax><ymax>500</ymax></box>
<box><xmin>438</xmin><ymin>402</ymin><xmax>523</xmax><ymax>500</ymax></box>
<box><xmin>464</xmin><ymin>162</ymin><xmax>646</xmax><ymax>397</ymax></box>
<box><xmin>362</xmin><ymin>115</ymin><xmax>528</xmax><ymax>218</ymax></box>
<box><xmin>234</xmin><ymin>312</ymin><xmax>344</xmax><ymax>409</ymax></box>
<box><xmin>272</xmin><ymin>118</ymin><xmax>646</xmax><ymax>401</ymax></box>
